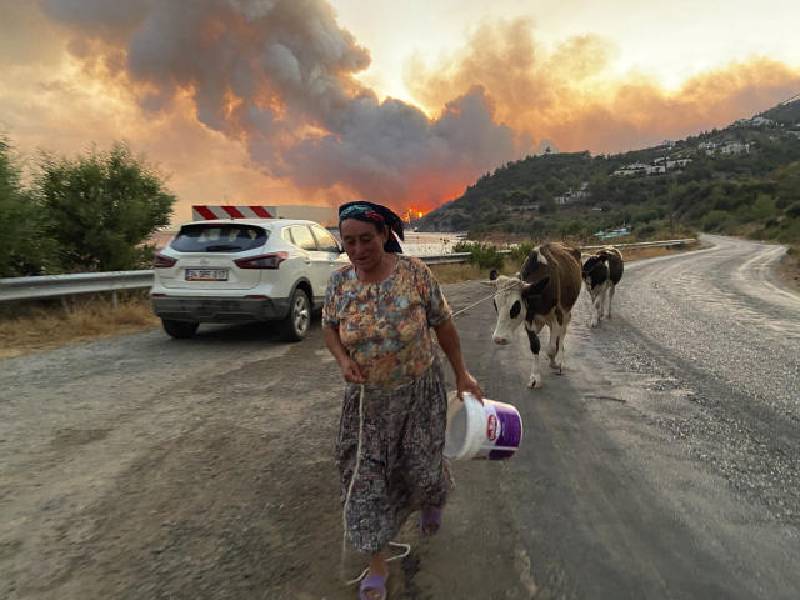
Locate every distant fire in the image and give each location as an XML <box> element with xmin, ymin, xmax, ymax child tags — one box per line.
<box><xmin>402</xmin><ymin>208</ymin><xmax>427</xmax><ymax>222</ymax></box>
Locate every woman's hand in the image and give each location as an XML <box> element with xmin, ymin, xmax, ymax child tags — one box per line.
<box><xmin>338</xmin><ymin>356</ymin><xmax>366</xmax><ymax>384</ymax></box>
<box><xmin>456</xmin><ymin>370</ymin><xmax>483</xmax><ymax>404</ymax></box>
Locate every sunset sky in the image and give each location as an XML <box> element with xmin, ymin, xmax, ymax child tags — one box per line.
<box><xmin>1</xmin><ymin>0</ymin><xmax>799</xmax><ymax>222</ymax></box>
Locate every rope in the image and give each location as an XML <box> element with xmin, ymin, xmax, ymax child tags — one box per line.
<box><xmin>341</xmin><ymin>384</ymin><xmax>411</xmax><ymax>586</ymax></box>
<box><xmin>449</xmin><ymin>279</ymin><xmax>521</xmax><ymax>320</ymax></box>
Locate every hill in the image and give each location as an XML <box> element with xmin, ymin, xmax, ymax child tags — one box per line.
<box><xmin>418</xmin><ymin>97</ymin><xmax>800</xmax><ymax>246</ymax></box>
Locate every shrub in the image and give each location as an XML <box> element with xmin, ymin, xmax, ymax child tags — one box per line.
<box><xmin>453</xmin><ymin>242</ymin><xmax>505</xmax><ymax>270</ymax></box>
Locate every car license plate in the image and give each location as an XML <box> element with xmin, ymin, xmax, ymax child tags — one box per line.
<box><xmin>185</xmin><ymin>268</ymin><xmax>228</xmax><ymax>281</ymax></box>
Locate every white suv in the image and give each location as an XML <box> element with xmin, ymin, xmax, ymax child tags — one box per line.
<box><xmin>151</xmin><ymin>219</ymin><xmax>348</xmax><ymax>341</ymax></box>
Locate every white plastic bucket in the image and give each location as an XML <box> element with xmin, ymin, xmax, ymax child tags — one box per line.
<box><xmin>444</xmin><ymin>392</ymin><xmax>523</xmax><ymax>460</ymax></box>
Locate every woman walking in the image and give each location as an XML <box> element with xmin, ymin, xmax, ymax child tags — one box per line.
<box><xmin>323</xmin><ymin>201</ymin><xmax>482</xmax><ymax>600</ymax></box>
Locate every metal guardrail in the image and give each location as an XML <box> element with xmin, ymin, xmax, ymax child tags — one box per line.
<box><xmin>421</xmin><ymin>250</ymin><xmax>512</xmax><ymax>265</ymax></box>
<box><xmin>579</xmin><ymin>238</ymin><xmax>696</xmax><ymax>251</ymax></box>
<box><xmin>0</xmin><ymin>241</ymin><xmax>693</xmax><ymax>303</ymax></box>
<box><xmin>0</xmin><ymin>270</ymin><xmax>155</xmax><ymax>304</ymax></box>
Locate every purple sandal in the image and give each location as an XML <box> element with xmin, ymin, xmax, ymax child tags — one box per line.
<box><xmin>419</xmin><ymin>506</ymin><xmax>442</xmax><ymax>536</ymax></box>
<box><xmin>359</xmin><ymin>573</ymin><xmax>387</xmax><ymax>600</ymax></box>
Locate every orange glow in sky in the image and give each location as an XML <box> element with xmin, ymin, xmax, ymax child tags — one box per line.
<box><xmin>1</xmin><ymin>1</ymin><xmax>798</xmax><ymax>221</ymax></box>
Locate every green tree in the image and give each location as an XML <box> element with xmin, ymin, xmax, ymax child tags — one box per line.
<box><xmin>775</xmin><ymin>161</ymin><xmax>800</xmax><ymax>209</ymax></box>
<box><xmin>0</xmin><ymin>138</ymin><xmax>55</xmax><ymax>277</ymax></box>
<box><xmin>37</xmin><ymin>143</ymin><xmax>175</xmax><ymax>272</ymax></box>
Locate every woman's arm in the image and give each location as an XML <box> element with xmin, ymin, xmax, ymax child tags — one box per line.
<box><xmin>434</xmin><ymin>319</ymin><xmax>483</xmax><ymax>402</ymax></box>
<box><xmin>323</xmin><ymin>325</ymin><xmax>366</xmax><ymax>384</ymax></box>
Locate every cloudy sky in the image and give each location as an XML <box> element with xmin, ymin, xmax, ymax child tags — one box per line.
<box><xmin>2</xmin><ymin>0</ymin><xmax>799</xmax><ymax>221</ymax></box>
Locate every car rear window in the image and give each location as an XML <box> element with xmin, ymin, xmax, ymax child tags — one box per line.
<box><xmin>170</xmin><ymin>224</ymin><xmax>269</xmax><ymax>252</ymax></box>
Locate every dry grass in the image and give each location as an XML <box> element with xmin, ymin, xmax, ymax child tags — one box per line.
<box><xmin>0</xmin><ymin>294</ymin><xmax>159</xmax><ymax>359</ymax></box>
<box><xmin>429</xmin><ymin>262</ymin><xmax>517</xmax><ymax>284</ymax></box>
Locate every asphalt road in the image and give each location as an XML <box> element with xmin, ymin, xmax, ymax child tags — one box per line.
<box><xmin>1</xmin><ymin>235</ymin><xmax>798</xmax><ymax>599</ymax></box>
<box><xmin>450</xmin><ymin>235</ymin><xmax>800</xmax><ymax>600</ymax></box>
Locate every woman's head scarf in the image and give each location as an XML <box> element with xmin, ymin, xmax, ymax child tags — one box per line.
<box><xmin>338</xmin><ymin>201</ymin><xmax>405</xmax><ymax>253</ymax></box>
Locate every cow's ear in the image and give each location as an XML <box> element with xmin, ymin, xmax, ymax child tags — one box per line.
<box><xmin>522</xmin><ymin>276</ymin><xmax>549</xmax><ymax>296</ymax></box>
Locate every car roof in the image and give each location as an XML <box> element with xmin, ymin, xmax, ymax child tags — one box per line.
<box><xmin>179</xmin><ymin>218</ymin><xmax>322</xmax><ymax>228</ymax></box>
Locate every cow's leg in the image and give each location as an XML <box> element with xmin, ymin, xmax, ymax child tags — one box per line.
<box><xmin>546</xmin><ymin>312</ymin><xmax>562</xmax><ymax>371</ymax></box>
<box><xmin>525</xmin><ymin>321</ymin><xmax>544</xmax><ymax>388</ymax></box>
<box><xmin>606</xmin><ymin>284</ymin><xmax>616</xmax><ymax>319</ymax></box>
<box><xmin>590</xmin><ymin>289</ymin><xmax>601</xmax><ymax>328</ymax></box>
<box><xmin>547</xmin><ymin>321</ymin><xmax>563</xmax><ymax>372</ymax></box>
<box><xmin>599</xmin><ymin>282</ymin><xmax>611</xmax><ymax>325</ymax></box>
<box><xmin>552</xmin><ymin>311</ymin><xmax>572</xmax><ymax>373</ymax></box>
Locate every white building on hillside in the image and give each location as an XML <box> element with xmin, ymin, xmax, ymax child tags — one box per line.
<box><xmin>613</xmin><ymin>163</ymin><xmax>649</xmax><ymax>176</ymax></box>
<box><xmin>750</xmin><ymin>116</ymin><xmax>775</xmax><ymax>127</ymax></box>
<box><xmin>719</xmin><ymin>141</ymin><xmax>750</xmax><ymax>155</ymax></box>
<box><xmin>698</xmin><ymin>140</ymin><xmax>718</xmax><ymax>155</ymax></box>
<box><xmin>554</xmin><ymin>181</ymin><xmax>591</xmax><ymax>205</ymax></box>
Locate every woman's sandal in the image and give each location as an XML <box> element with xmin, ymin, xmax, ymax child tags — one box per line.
<box><xmin>359</xmin><ymin>573</ymin><xmax>387</xmax><ymax>600</ymax></box>
<box><xmin>419</xmin><ymin>506</ymin><xmax>442</xmax><ymax>536</ymax></box>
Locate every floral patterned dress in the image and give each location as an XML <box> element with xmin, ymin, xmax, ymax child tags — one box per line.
<box><xmin>323</xmin><ymin>255</ymin><xmax>452</xmax><ymax>553</ymax></box>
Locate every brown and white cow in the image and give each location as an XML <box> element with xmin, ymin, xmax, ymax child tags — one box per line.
<box><xmin>581</xmin><ymin>246</ymin><xmax>624</xmax><ymax>326</ymax></box>
<box><xmin>485</xmin><ymin>242</ymin><xmax>582</xmax><ymax>388</ymax></box>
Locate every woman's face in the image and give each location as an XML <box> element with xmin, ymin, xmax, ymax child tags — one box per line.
<box><xmin>340</xmin><ymin>219</ymin><xmax>387</xmax><ymax>272</ymax></box>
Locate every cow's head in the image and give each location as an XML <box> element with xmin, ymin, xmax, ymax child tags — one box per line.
<box><xmin>520</xmin><ymin>247</ymin><xmax>548</xmax><ymax>283</ymax></box>
<box><xmin>483</xmin><ymin>272</ymin><xmax>549</xmax><ymax>345</ymax></box>
<box><xmin>582</xmin><ymin>254</ymin><xmax>608</xmax><ymax>290</ymax></box>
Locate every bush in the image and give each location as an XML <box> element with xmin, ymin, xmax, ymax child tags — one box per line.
<box><xmin>786</xmin><ymin>201</ymin><xmax>800</xmax><ymax>219</ymax></box>
<box><xmin>453</xmin><ymin>242</ymin><xmax>505</xmax><ymax>270</ymax></box>
<box><xmin>702</xmin><ymin>210</ymin><xmax>732</xmax><ymax>232</ymax></box>
<box><xmin>508</xmin><ymin>242</ymin><xmax>535</xmax><ymax>267</ymax></box>
<box><xmin>37</xmin><ymin>142</ymin><xmax>176</xmax><ymax>272</ymax></box>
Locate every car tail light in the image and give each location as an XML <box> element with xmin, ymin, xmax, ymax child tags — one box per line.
<box><xmin>234</xmin><ymin>252</ymin><xmax>288</xmax><ymax>269</ymax></box>
<box><xmin>153</xmin><ymin>254</ymin><xmax>177</xmax><ymax>268</ymax></box>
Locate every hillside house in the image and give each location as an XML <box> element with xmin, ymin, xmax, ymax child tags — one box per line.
<box><xmin>507</xmin><ymin>203</ymin><xmax>541</xmax><ymax>213</ymax></box>
<box><xmin>613</xmin><ymin>163</ymin><xmax>649</xmax><ymax>176</ymax></box>
<box><xmin>699</xmin><ymin>140</ymin><xmax>718</xmax><ymax>155</ymax></box>
<box><xmin>750</xmin><ymin>116</ymin><xmax>775</xmax><ymax>127</ymax></box>
<box><xmin>554</xmin><ymin>181</ymin><xmax>591</xmax><ymax>205</ymax></box>
<box><xmin>719</xmin><ymin>141</ymin><xmax>750</xmax><ymax>155</ymax></box>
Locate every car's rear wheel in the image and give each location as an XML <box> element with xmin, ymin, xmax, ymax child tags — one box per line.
<box><xmin>162</xmin><ymin>319</ymin><xmax>199</xmax><ymax>339</ymax></box>
<box><xmin>282</xmin><ymin>289</ymin><xmax>311</xmax><ymax>341</ymax></box>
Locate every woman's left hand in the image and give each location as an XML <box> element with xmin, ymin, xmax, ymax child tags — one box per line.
<box><xmin>456</xmin><ymin>370</ymin><xmax>483</xmax><ymax>404</ymax></box>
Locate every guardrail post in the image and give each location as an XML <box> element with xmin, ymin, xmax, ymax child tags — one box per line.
<box><xmin>112</xmin><ymin>290</ymin><xmax>118</xmax><ymax>309</ymax></box>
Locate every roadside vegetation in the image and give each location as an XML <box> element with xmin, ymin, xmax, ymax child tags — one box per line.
<box><xmin>0</xmin><ymin>137</ymin><xmax>175</xmax><ymax>277</ymax></box>
<box><xmin>0</xmin><ymin>292</ymin><xmax>158</xmax><ymax>359</ymax></box>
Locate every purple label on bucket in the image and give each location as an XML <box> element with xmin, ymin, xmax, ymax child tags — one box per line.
<box><xmin>474</xmin><ymin>401</ymin><xmax>522</xmax><ymax>461</ymax></box>
<box><xmin>494</xmin><ymin>404</ymin><xmax>522</xmax><ymax>448</ymax></box>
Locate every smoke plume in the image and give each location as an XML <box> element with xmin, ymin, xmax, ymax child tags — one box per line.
<box><xmin>406</xmin><ymin>18</ymin><xmax>800</xmax><ymax>153</ymax></box>
<box><xmin>40</xmin><ymin>0</ymin><xmax>528</xmax><ymax>211</ymax></box>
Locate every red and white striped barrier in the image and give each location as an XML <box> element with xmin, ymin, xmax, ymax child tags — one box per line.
<box><xmin>191</xmin><ymin>205</ymin><xmax>274</xmax><ymax>220</ymax></box>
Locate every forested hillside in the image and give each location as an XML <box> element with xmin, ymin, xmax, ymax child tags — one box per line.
<box><xmin>420</xmin><ymin>98</ymin><xmax>800</xmax><ymax>246</ymax></box>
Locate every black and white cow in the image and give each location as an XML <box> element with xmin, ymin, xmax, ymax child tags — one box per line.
<box><xmin>581</xmin><ymin>246</ymin><xmax>624</xmax><ymax>327</ymax></box>
<box><xmin>485</xmin><ymin>242</ymin><xmax>582</xmax><ymax>388</ymax></box>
